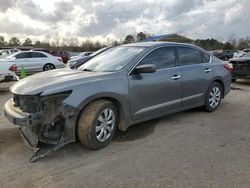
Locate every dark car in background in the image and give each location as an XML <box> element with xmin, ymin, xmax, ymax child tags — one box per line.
<box><xmin>51</xmin><ymin>50</ymin><xmax>70</xmax><ymax>64</ymax></box>
<box><xmin>213</xmin><ymin>50</ymin><xmax>235</xmax><ymax>60</ymax></box>
<box><xmin>229</xmin><ymin>52</ymin><xmax>250</xmax><ymax>82</ymax></box>
<box><xmin>66</xmin><ymin>47</ymin><xmax>112</xmax><ymax>69</ymax></box>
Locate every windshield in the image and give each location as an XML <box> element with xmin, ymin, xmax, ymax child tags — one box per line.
<box><xmin>243</xmin><ymin>52</ymin><xmax>250</xmax><ymax>58</ymax></box>
<box><xmin>78</xmin><ymin>46</ymin><xmax>145</xmax><ymax>72</ymax></box>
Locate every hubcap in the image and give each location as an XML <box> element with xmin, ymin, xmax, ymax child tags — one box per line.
<box><xmin>95</xmin><ymin>108</ymin><xmax>115</xmax><ymax>142</ymax></box>
<box><xmin>209</xmin><ymin>86</ymin><xmax>221</xmax><ymax>108</ymax></box>
<box><xmin>44</xmin><ymin>64</ymin><xmax>54</xmax><ymax>71</ymax></box>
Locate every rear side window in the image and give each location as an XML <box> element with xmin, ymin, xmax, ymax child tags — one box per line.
<box><xmin>31</xmin><ymin>52</ymin><xmax>47</xmax><ymax>58</ymax></box>
<box><xmin>177</xmin><ymin>47</ymin><xmax>203</xmax><ymax>65</ymax></box>
<box><xmin>202</xmin><ymin>52</ymin><xmax>210</xmax><ymax>63</ymax></box>
<box><xmin>139</xmin><ymin>47</ymin><xmax>176</xmax><ymax>69</ymax></box>
<box><xmin>16</xmin><ymin>52</ymin><xmax>31</xmax><ymax>59</ymax></box>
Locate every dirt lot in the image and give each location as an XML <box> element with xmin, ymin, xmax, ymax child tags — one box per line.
<box><xmin>0</xmin><ymin>81</ymin><xmax>250</xmax><ymax>188</ymax></box>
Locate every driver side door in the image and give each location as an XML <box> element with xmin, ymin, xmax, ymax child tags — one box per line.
<box><xmin>128</xmin><ymin>46</ymin><xmax>182</xmax><ymax>121</ymax></box>
<box><xmin>15</xmin><ymin>52</ymin><xmax>32</xmax><ymax>74</ymax></box>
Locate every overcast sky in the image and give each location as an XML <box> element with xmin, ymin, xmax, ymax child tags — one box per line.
<box><xmin>0</xmin><ymin>0</ymin><xmax>249</xmax><ymax>43</ymax></box>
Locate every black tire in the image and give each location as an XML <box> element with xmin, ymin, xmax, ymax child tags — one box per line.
<box><xmin>77</xmin><ymin>100</ymin><xmax>118</xmax><ymax>150</ymax></box>
<box><xmin>232</xmin><ymin>79</ymin><xmax>237</xmax><ymax>82</ymax></box>
<box><xmin>43</xmin><ymin>63</ymin><xmax>55</xmax><ymax>71</ymax></box>
<box><xmin>204</xmin><ymin>82</ymin><xmax>222</xmax><ymax>112</ymax></box>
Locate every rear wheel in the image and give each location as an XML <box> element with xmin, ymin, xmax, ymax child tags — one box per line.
<box><xmin>77</xmin><ymin>100</ymin><xmax>117</xmax><ymax>150</ymax></box>
<box><xmin>204</xmin><ymin>82</ymin><xmax>222</xmax><ymax>112</ymax></box>
<box><xmin>43</xmin><ymin>63</ymin><xmax>55</xmax><ymax>71</ymax></box>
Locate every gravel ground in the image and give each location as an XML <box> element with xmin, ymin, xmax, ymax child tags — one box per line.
<box><xmin>0</xmin><ymin>80</ymin><xmax>250</xmax><ymax>188</ymax></box>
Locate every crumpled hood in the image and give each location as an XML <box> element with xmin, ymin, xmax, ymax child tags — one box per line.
<box><xmin>10</xmin><ymin>68</ymin><xmax>112</xmax><ymax>95</ymax></box>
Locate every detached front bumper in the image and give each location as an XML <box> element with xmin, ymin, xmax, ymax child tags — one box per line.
<box><xmin>4</xmin><ymin>99</ymin><xmax>41</xmax><ymax>127</ymax></box>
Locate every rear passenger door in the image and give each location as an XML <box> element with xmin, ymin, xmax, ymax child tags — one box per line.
<box><xmin>177</xmin><ymin>46</ymin><xmax>213</xmax><ymax>108</ymax></box>
<box><xmin>30</xmin><ymin>52</ymin><xmax>48</xmax><ymax>72</ymax></box>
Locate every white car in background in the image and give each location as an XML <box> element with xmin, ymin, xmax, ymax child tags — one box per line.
<box><xmin>0</xmin><ymin>49</ymin><xmax>20</xmax><ymax>59</ymax></box>
<box><xmin>0</xmin><ymin>61</ymin><xmax>18</xmax><ymax>82</ymax></box>
<box><xmin>3</xmin><ymin>51</ymin><xmax>64</xmax><ymax>74</ymax></box>
<box><xmin>234</xmin><ymin>49</ymin><xmax>250</xmax><ymax>58</ymax></box>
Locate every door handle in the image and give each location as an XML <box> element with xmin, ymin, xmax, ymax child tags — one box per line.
<box><xmin>171</xmin><ymin>75</ymin><xmax>181</xmax><ymax>80</ymax></box>
<box><xmin>204</xmin><ymin>68</ymin><xmax>212</xmax><ymax>73</ymax></box>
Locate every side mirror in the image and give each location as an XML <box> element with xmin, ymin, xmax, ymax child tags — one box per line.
<box><xmin>135</xmin><ymin>64</ymin><xmax>156</xmax><ymax>74</ymax></box>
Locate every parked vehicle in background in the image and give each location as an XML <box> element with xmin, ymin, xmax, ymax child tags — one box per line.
<box><xmin>70</xmin><ymin>51</ymin><xmax>93</xmax><ymax>60</ymax></box>
<box><xmin>233</xmin><ymin>51</ymin><xmax>242</xmax><ymax>58</ymax></box>
<box><xmin>0</xmin><ymin>49</ymin><xmax>20</xmax><ymax>58</ymax></box>
<box><xmin>229</xmin><ymin>52</ymin><xmax>250</xmax><ymax>82</ymax></box>
<box><xmin>3</xmin><ymin>51</ymin><xmax>64</xmax><ymax>75</ymax></box>
<box><xmin>66</xmin><ymin>47</ymin><xmax>112</xmax><ymax>69</ymax></box>
<box><xmin>0</xmin><ymin>61</ymin><xmax>18</xmax><ymax>82</ymax></box>
<box><xmin>243</xmin><ymin>49</ymin><xmax>250</xmax><ymax>53</ymax></box>
<box><xmin>52</xmin><ymin>50</ymin><xmax>70</xmax><ymax>64</ymax></box>
<box><xmin>4</xmin><ymin>42</ymin><xmax>231</xmax><ymax>161</ymax></box>
<box><xmin>213</xmin><ymin>50</ymin><xmax>235</xmax><ymax>60</ymax></box>
<box><xmin>234</xmin><ymin>49</ymin><xmax>250</xmax><ymax>58</ymax></box>
<box><xmin>68</xmin><ymin>51</ymin><xmax>80</xmax><ymax>57</ymax></box>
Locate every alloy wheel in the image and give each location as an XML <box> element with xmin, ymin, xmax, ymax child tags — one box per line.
<box><xmin>95</xmin><ymin>108</ymin><xmax>115</xmax><ymax>142</ymax></box>
<box><xmin>209</xmin><ymin>86</ymin><xmax>221</xmax><ymax>108</ymax></box>
<box><xmin>44</xmin><ymin>64</ymin><xmax>55</xmax><ymax>71</ymax></box>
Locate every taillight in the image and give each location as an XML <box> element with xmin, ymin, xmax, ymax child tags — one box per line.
<box><xmin>9</xmin><ymin>64</ymin><xmax>17</xmax><ymax>72</ymax></box>
<box><xmin>223</xmin><ymin>63</ymin><xmax>233</xmax><ymax>73</ymax></box>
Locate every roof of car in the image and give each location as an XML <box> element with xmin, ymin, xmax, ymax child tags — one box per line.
<box><xmin>123</xmin><ymin>41</ymin><xmax>196</xmax><ymax>48</ymax></box>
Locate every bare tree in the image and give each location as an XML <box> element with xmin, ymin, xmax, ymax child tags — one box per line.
<box><xmin>22</xmin><ymin>38</ymin><xmax>33</xmax><ymax>46</ymax></box>
<box><xmin>8</xmin><ymin>37</ymin><xmax>21</xmax><ymax>46</ymax></box>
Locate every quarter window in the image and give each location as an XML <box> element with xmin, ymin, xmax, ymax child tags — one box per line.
<box><xmin>177</xmin><ymin>47</ymin><xmax>203</xmax><ymax>65</ymax></box>
<box><xmin>139</xmin><ymin>47</ymin><xmax>176</xmax><ymax>69</ymax></box>
<box><xmin>202</xmin><ymin>52</ymin><xmax>210</xmax><ymax>63</ymax></box>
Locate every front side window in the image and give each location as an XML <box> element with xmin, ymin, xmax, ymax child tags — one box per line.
<box><xmin>177</xmin><ymin>47</ymin><xmax>203</xmax><ymax>66</ymax></box>
<box><xmin>78</xmin><ymin>46</ymin><xmax>144</xmax><ymax>72</ymax></box>
<box><xmin>139</xmin><ymin>47</ymin><xmax>176</xmax><ymax>69</ymax></box>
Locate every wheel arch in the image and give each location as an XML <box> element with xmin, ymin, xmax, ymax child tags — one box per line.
<box><xmin>43</xmin><ymin>63</ymin><xmax>55</xmax><ymax>71</ymax></box>
<box><xmin>210</xmin><ymin>78</ymin><xmax>225</xmax><ymax>98</ymax></box>
<box><xmin>76</xmin><ymin>93</ymin><xmax>130</xmax><ymax>133</ymax></box>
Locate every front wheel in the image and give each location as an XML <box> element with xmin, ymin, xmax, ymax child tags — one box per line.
<box><xmin>77</xmin><ymin>100</ymin><xmax>117</xmax><ymax>150</ymax></box>
<box><xmin>204</xmin><ymin>82</ymin><xmax>222</xmax><ymax>112</ymax></box>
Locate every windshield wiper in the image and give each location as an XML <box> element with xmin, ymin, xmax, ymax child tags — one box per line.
<box><xmin>83</xmin><ymin>68</ymin><xmax>92</xmax><ymax>72</ymax></box>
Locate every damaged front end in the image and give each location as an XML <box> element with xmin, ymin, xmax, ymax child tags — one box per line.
<box><xmin>4</xmin><ymin>91</ymin><xmax>79</xmax><ymax>162</ymax></box>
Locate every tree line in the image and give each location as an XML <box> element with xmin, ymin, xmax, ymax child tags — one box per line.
<box><xmin>0</xmin><ymin>32</ymin><xmax>250</xmax><ymax>52</ymax></box>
